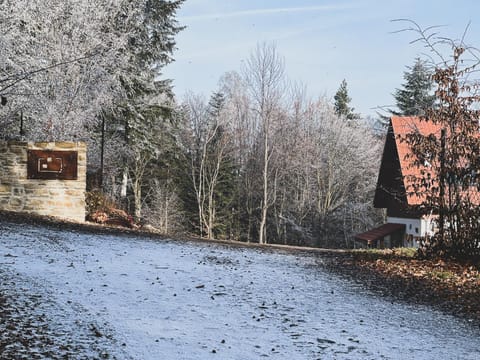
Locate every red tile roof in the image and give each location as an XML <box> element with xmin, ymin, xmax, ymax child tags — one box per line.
<box><xmin>390</xmin><ymin>116</ymin><xmax>442</xmax><ymax>205</ymax></box>
<box><xmin>390</xmin><ymin>116</ymin><xmax>480</xmax><ymax>207</ymax></box>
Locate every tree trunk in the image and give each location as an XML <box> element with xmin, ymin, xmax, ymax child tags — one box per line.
<box><xmin>164</xmin><ymin>196</ymin><xmax>169</xmax><ymax>233</ymax></box>
<box><xmin>133</xmin><ymin>178</ymin><xmax>142</xmax><ymax>221</ymax></box>
<box><xmin>121</xmin><ymin>167</ymin><xmax>128</xmax><ymax>198</ymax></box>
<box><xmin>259</xmin><ymin>130</ymin><xmax>269</xmax><ymax>245</ymax></box>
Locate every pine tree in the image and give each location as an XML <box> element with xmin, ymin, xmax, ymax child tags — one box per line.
<box><xmin>393</xmin><ymin>58</ymin><xmax>435</xmax><ymax>116</ymax></box>
<box><xmin>113</xmin><ymin>0</ymin><xmax>185</xmax><ymax>138</ymax></box>
<box><xmin>333</xmin><ymin>79</ymin><xmax>359</xmax><ymax>120</ymax></box>
<box><xmin>99</xmin><ymin>0</ymin><xmax>185</xmax><ymax>218</ymax></box>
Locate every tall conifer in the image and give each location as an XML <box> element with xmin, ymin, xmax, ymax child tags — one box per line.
<box><xmin>393</xmin><ymin>58</ymin><xmax>435</xmax><ymax>116</ymax></box>
<box><xmin>334</xmin><ymin>79</ymin><xmax>359</xmax><ymax>120</ymax></box>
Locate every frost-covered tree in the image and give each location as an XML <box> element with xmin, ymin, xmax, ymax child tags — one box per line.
<box><xmin>266</xmin><ymin>96</ymin><xmax>381</xmax><ymax>247</ymax></box>
<box><xmin>214</xmin><ymin>54</ymin><xmax>381</xmax><ymax>247</ymax></box>
<box><xmin>107</xmin><ymin>0</ymin><xmax>184</xmax><ymax>211</ymax></box>
<box><xmin>0</xmin><ymin>0</ymin><xmax>126</xmax><ymax>139</ymax></box>
<box><xmin>243</xmin><ymin>42</ymin><xmax>285</xmax><ymax>244</ymax></box>
<box><xmin>0</xmin><ymin>0</ymin><xmax>184</xmax><ymax>142</ymax></box>
<box><xmin>0</xmin><ymin>0</ymin><xmax>185</xmax><ymax>222</ymax></box>
<box><xmin>180</xmin><ymin>92</ymin><xmax>236</xmax><ymax>239</ymax></box>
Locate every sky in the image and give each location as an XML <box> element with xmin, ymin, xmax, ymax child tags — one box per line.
<box><xmin>163</xmin><ymin>0</ymin><xmax>480</xmax><ymax>118</ymax></box>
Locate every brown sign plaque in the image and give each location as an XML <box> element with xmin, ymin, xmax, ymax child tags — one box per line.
<box><xmin>27</xmin><ymin>150</ymin><xmax>78</xmax><ymax>180</ymax></box>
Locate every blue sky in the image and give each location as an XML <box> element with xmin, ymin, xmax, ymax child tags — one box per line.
<box><xmin>163</xmin><ymin>0</ymin><xmax>478</xmax><ymax>117</ymax></box>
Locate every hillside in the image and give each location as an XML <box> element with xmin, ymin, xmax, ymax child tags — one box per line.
<box><xmin>1</xmin><ymin>215</ymin><xmax>479</xmax><ymax>359</ymax></box>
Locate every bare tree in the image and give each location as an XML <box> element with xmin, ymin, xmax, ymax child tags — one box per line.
<box><xmin>273</xmin><ymin>97</ymin><xmax>381</xmax><ymax>246</ymax></box>
<box><xmin>243</xmin><ymin>42</ymin><xmax>285</xmax><ymax>244</ymax></box>
<box><xmin>182</xmin><ymin>92</ymin><xmax>234</xmax><ymax>239</ymax></box>
<box><xmin>219</xmin><ymin>71</ymin><xmax>257</xmax><ymax>241</ymax></box>
<box><xmin>217</xmin><ymin>48</ymin><xmax>380</xmax><ymax>247</ymax></box>
<box><xmin>142</xmin><ymin>178</ymin><xmax>184</xmax><ymax>234</ymax></box>
<box><xmin>396</xmin><ymin>20</ymin><xmax>480</xmax><ymax>259</ymax></box>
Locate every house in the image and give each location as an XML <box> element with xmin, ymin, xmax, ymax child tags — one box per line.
<box><xmin>355</xmin><ymin>116</ymin><xmax>438</xmax><ymax>248</ymax></box>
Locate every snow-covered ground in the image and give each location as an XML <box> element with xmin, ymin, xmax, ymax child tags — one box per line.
<box><xmin>0</xmin><ymin>221</ymin><xmax>479</xmax><ymax>359</ymax></box>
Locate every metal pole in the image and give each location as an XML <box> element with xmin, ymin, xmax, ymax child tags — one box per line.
<box><xmin>19</xmin><ymin>111</ymin><xmax>24</xmax><ymax>137</ymax></box>
<box><xmin>100</xmin><ymin>114</ymin><xmax>105</xmax><ymax>189</ymax></box>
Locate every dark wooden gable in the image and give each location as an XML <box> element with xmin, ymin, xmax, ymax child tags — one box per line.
<box><xmin>373</xmin><ymin>119</ymin><xmax>411</xmax><ymax>217</ymax></box>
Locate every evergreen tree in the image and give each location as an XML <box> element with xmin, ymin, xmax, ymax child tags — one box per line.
<box><xmin>393</xmin><ymin>58</ymin><xmax>435</xmax><ymax>116</ymax></box>
<box><xmin>92</xmin><ymin>0</ymin><xmax>185</xmax><ymax>219</ymax></box>
<box><xmin>333</xmin><ymin>79</ymin><xmax>359</xmax><ymax>120</ymax></box>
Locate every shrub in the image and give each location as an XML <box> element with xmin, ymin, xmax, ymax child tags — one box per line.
<box><xmin>85</xmin><ymin>191</ymin><xmax>136</xmax><ymax>228</ymax></box>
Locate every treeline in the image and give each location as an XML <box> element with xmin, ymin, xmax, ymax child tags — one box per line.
<box><xmin>0</xmin><ymin>1</ymin><xmax>383</xmax><ymax>247</ymax></box>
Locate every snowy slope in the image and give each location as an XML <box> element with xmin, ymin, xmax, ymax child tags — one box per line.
<box><xmin>0</xmin><ymin>221</ymin><xmax>479</xmax><ymax>359</ymax></box>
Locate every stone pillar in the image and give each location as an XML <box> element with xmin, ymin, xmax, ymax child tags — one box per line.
<box><xmin>0</xmin><ymin>141</ymin><xmax>87</xmax><ymax>222</ymax></box>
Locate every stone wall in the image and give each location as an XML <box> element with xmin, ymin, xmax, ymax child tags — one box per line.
<box><xmin>0</xmin><ymin>141</ymin><xmax>86</xmax><ymax>222</ymax></box>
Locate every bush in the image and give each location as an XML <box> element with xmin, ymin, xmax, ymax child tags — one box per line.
<box><xmin>85</xmin><ymin>191</ymin><xmax>136</xmax><ymax>228</ymax></box>
<box><xmin>85</xmin><ymin>190</ymin><xmax>115</xmax><ymax>215</ymax></box>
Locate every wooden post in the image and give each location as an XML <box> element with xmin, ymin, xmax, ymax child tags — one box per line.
<box><xmin>439</xmin><ymin>128</ymin><xmax>446</xmax><ymax>245</ymax></box>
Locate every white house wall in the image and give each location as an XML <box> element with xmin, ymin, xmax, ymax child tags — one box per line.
<box><xmin>387</xmin><ymin>216</ymin><xmax>435</xmax><ymax>237</ymax></box>
<box><xmin>387</xmin><ymin>217</ymin><xmax>422</xmax><ymax>236</ymax></box>
<box><xmin>387</xmin><ymin>216</ymin><xmax>436</xmax><ymax>248</ymax></box>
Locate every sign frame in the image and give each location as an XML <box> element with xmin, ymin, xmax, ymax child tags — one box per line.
<box><xmin>27</xmin><ymin>150</ymin><xmax>78</xmax><ymax>180</ymax></box>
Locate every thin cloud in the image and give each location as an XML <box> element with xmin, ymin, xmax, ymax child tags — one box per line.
<box><xmin>180</xmin><ymin>4</ymin><xmax>358</xmax><ymax>22</ymax></box>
